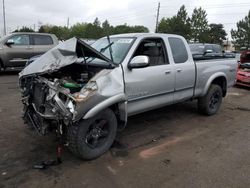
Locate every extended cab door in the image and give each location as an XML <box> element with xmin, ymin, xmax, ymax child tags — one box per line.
<box><xmin>30</xmin><ymin>34</ymin><xmax>55</xmax><ymax>56</ymax></box>
<box><xmin>168</xmin><ymin>37</ymin><xmax>196</xmax><ymax>101</ymax></box>
<box><xmin>3</xmin><ymin>34</ymin><xmax>33</xmax><ymax>67</ymax></box>
<box><xmin>125</xmin><ymin>37</ymin><xmax>175</xmax><ymax>116</ymax></box>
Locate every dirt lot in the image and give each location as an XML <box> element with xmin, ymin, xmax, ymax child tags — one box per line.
<box><xmin>0</xmin><ymin>72</ymin><xmax>250</xmax><ymax>188</ymax></box>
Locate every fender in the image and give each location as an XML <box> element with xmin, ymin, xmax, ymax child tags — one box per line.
<box><xmin>83</xmin><ymin>93</ymin><xmax>127</xmax><ymax>119</ymax></box>
<box><xmin>201</xmin><ymin>72</ymin><xmax>227</xmax><ymax>96</ymax></box>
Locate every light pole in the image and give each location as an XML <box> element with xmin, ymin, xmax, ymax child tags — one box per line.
<box><xmin>2</xmin><ymin>0</ymin><xmax>6</xmax><ymax>35</ymax></box>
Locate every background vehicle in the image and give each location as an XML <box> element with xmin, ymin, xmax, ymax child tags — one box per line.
<box><xmin>240</xmin><ymin>50</ymin><xmax>250</xmax><ymax>64</ymax></box>
<box><xmin>189</xmin><ymin>43</ymin><xmax>224</xmax><ymax>60</ymax></box>
<box><xmin>224</xmin><ymin>51</ymin><xmax>236</xmax><ymax>58</ymax></box>
<box><xmin>19</xmin><ymin>33</ymin><xmax>237</xmax><ymax>160</ymax></box>
<box><xmin>0</xmin><ymin>32</ymin><xmax>58</xmax><ymax>71</ymax></box>
<box><xmin>237</xmin><ymin>63</ymin><xmax>250</xmax><ymax>87</ymax></box>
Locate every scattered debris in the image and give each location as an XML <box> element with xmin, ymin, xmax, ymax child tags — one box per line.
<box><xmin>33</xmin><ymin>144</ymin><xmax>63</xmax><ymax>170</ymax></box>
<box><xmin>107</xmin><ymin>166</ymin><xmax>116</xmax><ymax>175</ymax></box>
<box><xmin>162</xmin><ymin>159</ymin><xmax>171</xmax><ymax>166</ymax></box>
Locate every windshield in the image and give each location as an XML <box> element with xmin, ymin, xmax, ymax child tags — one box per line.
<box><xmin>91</xmin><ymin>37</ymin><xmax>135</xmax><ymax>64</ymax></box>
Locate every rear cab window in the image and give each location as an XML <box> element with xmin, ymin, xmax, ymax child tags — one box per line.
<box><xmin>31</xmin><ymin>35</ymin><xmax>53</xmax><ymax>45</ymax></box>
<box><xmin>168</xmin><ymin>37</ymin><xmax>188</xmax><ymax>63</ymax></box>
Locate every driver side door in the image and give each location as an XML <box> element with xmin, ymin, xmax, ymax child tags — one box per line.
<box><xmin>3</xmin><ymin>34</ymin><xmax>33</xmax><ymax>67</ymax></box>
<box><xmin>124</xmin><ymin>37</ymin><xmax>175</xmax><ymax>116</ymax></box>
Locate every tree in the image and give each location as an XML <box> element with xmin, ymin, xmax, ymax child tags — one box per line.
<box><xmin>112</xmin><ymin>24</ymin><xmax>149</xmax><ymax>34</ymax></box>
<box><xmin>13</xmin><ymin>26</ymin><xmax>34</xmax><ymax>32</ymax></box>
<box><xmin>207</xmin><ymin>24</ymin><xmax>227</xmax><ymax>44</ymax></box>
<box><xmin>93</xmin><ymin>17</ymin><xmax>101</xmax><ymax>27</ymax></box>
<box><xmin>35</xmin><ymin>18</ymin><xmax>149</xmax><ymax>40</ymax></box>
<box><xmin>102</xmin><ymin>20</ymin><xmax>113</xmax><ymax>35</ymax></box>
<box><xmin>231</xmin><ymin>10</ymin><xmax>250</xmax><ymax>49</ymax></box>
<box><xmin>70</xmin><ymin>23</ymin><xmax>87</xmax><ymax>38</ymax></box>
<box><xmin>38</xmin><ymin>25</ymin><xmax>70</xmax><ymax>40</ymax></box>
<box><xmin>190</xmin><ymin>7</ymin><xmax>209</xmax><ymax>42</ymax></box>
<box><xmin>158</xmin><ymin>5</ymin><xmax>191</xmax><ymax>40</ymax></box>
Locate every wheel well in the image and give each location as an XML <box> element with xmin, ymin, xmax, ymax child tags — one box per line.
<box><xmin>109</xmin><ymin>104</ymin><xmax>126</xmax><ymax>131</ymax></box>
<box><xmin>211</xmin><ymin>76</ymin><xmax>227</xmax><ymax>97</ymax></box>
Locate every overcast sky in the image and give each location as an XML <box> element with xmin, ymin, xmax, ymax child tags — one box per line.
<box><xmin>0</xmin><ymin>0</ymin><xmax>250</xmax><ymax>39</ymax></box>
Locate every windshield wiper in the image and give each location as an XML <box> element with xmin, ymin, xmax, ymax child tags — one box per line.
<box><xmin>100</xmin><ymin>41</ymin><xmax>114</xmax><ymax>53</ymax></box>
<box><xmin>86</xmin><ymin>41</ymin><xmax>114</xmax><ymax>64</ymax></box>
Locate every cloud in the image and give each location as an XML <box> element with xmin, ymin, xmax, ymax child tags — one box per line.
<box><xmin>0</xmin><ymin>0</ymin><xmax>249</xmax><ymax>39</ymax></box>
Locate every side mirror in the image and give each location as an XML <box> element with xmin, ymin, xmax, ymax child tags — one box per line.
<box><xmin>5</xmin><ymin>39</ymin><xmax>14</xmax><ymax>46</ymax></box>
<box><xmin>128</xmin><ymin>55</ymin><xmax>149</xmax><ymax>70</ymax></box>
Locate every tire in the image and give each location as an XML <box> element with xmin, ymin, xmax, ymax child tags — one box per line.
<box><xmin>198</xmin><ymin>84</ymin><xmax>223</xmax><ymax>115</ymax></box>
<box><xmin>67</xmin><ymin>108</ymin><xmax>117</xmax><ymax>160</ymax></box>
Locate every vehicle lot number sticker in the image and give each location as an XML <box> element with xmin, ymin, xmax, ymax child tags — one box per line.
<box><xmin>117</xmin><ymin>39</ymin><xmax>133</xmax><ymax>43</ymax></box>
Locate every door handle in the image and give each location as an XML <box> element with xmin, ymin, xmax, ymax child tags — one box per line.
<box><xmin>165</xmin><ymin>70</ymin><xmax>171</xmax><ymax>74</ymax></box>
<box><xmin>177</xmin><ymin>69</ymin><xmax>182</xmax><ymax>73</ymax></box>
<box><xmin>26</xmin><ymin>46</ymin><xmax>33</xmax><ymax>49</ymax></box>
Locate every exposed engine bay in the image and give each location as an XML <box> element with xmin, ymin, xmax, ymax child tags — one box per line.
<box><xmin>19</xmin><ymin>38</ymin><xmax>124</xmax><ymax>135</ymax></box>
<box><xmin>20</xmin><ymin>64</ymin><xmax>100</xmax><ymax>134</ymax></box>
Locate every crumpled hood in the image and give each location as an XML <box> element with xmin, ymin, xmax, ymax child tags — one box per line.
<box><xmin>19</xmin><ymin>37</ymin><xmax>112</xmax><ymax>78</ymax></box>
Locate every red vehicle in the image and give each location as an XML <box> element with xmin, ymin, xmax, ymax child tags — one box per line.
<box><xmin>237</xmin><ymin>63</ymin><xmax>250</xmax><ymax>87</ymax></box>
<box><xmin>240</xmin><ymin>50</ymin><xmax>250</xmax><ymax>64</ymax></box>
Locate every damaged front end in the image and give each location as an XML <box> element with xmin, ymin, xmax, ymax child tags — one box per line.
<box><xmin>19</xmin><ymin>37</ymin><xmax>124</xmax><ymax>135</ymax></box>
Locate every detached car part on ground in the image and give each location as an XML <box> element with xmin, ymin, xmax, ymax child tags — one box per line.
<box><xmin>19</xmin><ymin>33</ymin><xmax>237</xmax><ymax>160</ymax></box>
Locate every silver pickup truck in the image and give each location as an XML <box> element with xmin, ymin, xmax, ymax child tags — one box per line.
<box><xmin>19</xmin><ymin>33</ymin><xmax>237</xmax><ymax>160</ymax></box>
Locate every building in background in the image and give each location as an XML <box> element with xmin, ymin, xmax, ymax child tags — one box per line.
<box><xmin>223</xmin><ymin>40</ymin><xmax>235</xmax><ymax>52</ymax></box>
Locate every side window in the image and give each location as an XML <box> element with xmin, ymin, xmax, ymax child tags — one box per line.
<box><xmin>205</xmin><ymin>45</ymin><xmax>213</xmax><ymax>52</ymax></box>
<box><xmin>133</xmin><ymin>38</ymin><xmax>169</xmax><ymax>66</ymax></box>
<box><xmin>32</xmin><ymin>35</ymin><xmax>53</xmax><ymax>45</ymax></box>
<box><xmin>8</xmin><ymin>35</ymin><xmax>29</xmax><ymax>45</ymax></box>
<box><xmin>213</xmin><ymin>45</ymin><xmax>222</xmax><ymax>53</ymax></box>
<box><xmin>169</xmin><ymin>37</ymin><xmax>188</xmax><ymax>63</ymax></box>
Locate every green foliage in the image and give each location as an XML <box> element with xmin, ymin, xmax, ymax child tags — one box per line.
<box><xmin>158</xmin><ymin>5</ymin><xmax>191</xmax><ymax>40</ymax></box>
<box><xmin>102</xmin><ymin>20</ymin><xmax>113</xmax><ymax>35</ymax></box>
<box><xmin>13</xmin><ymin>26</ymin><xmax>34</xmax><ymax>32</ymax></box>
<box><xmin>190</xmin><ymin>7</ymin><xmax>209</xmax><ymax>42</ymax></box>
<box><xmin>207</xmin><ymin>24</ymin><xmax>227</xmax><ymax>44</ymax></box>
<box><xmin>231</xmin><ymin>11</ymin><xmax>250</xmax><ymax>49</ymax></box>
<box><xmin>159</xmin><ymin>5</ymin><xmax>227</xmax><ymax>44</ymax></box>
<box><xmin>38</xmin><ymin>25</ymin><xmax>70</xmax><ymax>40</ymax></box>
<box><xmin>70</xmin><ymin>23</ymin><xmax>87</xmax><ymax>38</ymax></box>
<box><xmin>37</xmin><ymin>18</ymin><xmax>149</xmax><ymax>40</ymax></box>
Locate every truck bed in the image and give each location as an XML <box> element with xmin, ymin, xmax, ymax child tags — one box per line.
<box><xmin>194</xmin><ymin>58</ymin><xmax>237</xmax><ymax>97</ymax></box>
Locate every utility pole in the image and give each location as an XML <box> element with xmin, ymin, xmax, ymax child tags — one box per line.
<box><xmin>155</xmin><ymin>2</ymin><xmax>160</xmax><ymax>33</ymax></box>
<box><xmin>2</xmin><ymin>0</ymin><xmax>6</xmax><ymax>35</ymax></box>
<box><xmin>67</xmin><ymin>17</ymin><xmax>70</xmax><ymax>28</ymax></box>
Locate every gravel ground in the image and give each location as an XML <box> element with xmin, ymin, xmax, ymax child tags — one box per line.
<box><xmin>0</xmin><ymin>72</ymin><xmax>250</xmax><ymax>188</ymax></box>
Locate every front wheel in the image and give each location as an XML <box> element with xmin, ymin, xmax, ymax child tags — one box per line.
<box><xmin>67</xmin><ymin>108</ymin><xmax>117</xmax><ymax>160</ymax></box>
<box><xmin>198</xmin><ymin>84</ymin><xmax>223</xmax><ymax>115</ymax></box>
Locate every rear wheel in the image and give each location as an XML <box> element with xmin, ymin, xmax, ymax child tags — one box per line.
<box><xmin>67</xmin><ymin>108</ymin><xmax>117</xmax><ymax>160</ymax></box>
<box><xmin>198</xmin><ymin>84</ymin><xmax>223</xmax><ymax>115</ymax></box>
